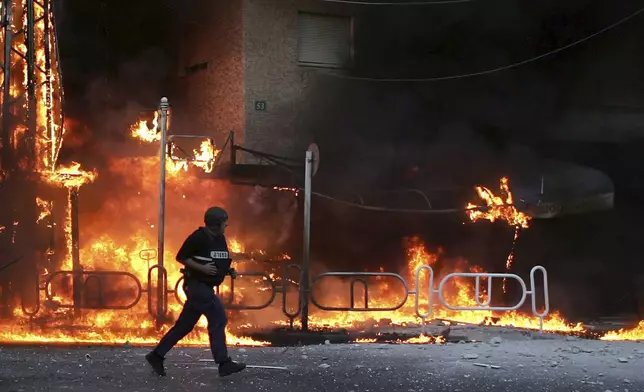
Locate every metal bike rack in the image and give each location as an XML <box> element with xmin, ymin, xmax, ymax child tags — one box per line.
<box><xmin>44</xmin><ymin>270</ymin><xmax>143</xmax><ymax>310</ymax></box>
<box><xmin>31</xmin><ymin>254</ymin><xmax>548</xmax><ymax>333</ymax></box>
<box><xmin>173</xmin><ymin>272</ymin><xmax>278</xmax><ymax>311</ymax></box>
<box><xmin>140</xmin><ymin>249</ymin><xmax>157</xmax><ymax>270</ymax></box>
<box><xmin>309</xmin><ymin>272</ymin><xmax>415</xmax><ymax>312</ymax></box>
<box><xmin>415</xmin><ymin>265</ymin><xmax>550</xmax><ymax>332</ymax></box>
<box><xmin>279</xmin><ymin>263</ymin><xmax>302</xmax><ymax>328</ymax></box>
<box><xmin>166</xmin><ymin>134</ymin><xmax>217</xmax><ymax>169</ymax></box>
<box><xmin>83</xmin><ymin>274</ymin><xmax>103</xmax><ymax>308</ymax></box>
<box><xmin>146</xmin><ymin>265</ymin><xmax>168</xmax><ymax>318</ymax></box>
<box><xmin>172</xmin><ymin>264</ymin><xmax>302</xmax><ymax>325</ymax></box>
<box><xmin>173</xmin><ymin>275</ymin><xmax>185</xmax><ymax>305</ymax></box>
<box><xmin>21</xmin><ymin>267</ymin><xmax>41</xmax><ymax>317</ymax></box>
<box><xmin>350</xmin><ymin>278</ymin><xmax>369</xmax><ymax>309</ymax></box>
<box><xmin>530</xmin><ymin>266</ymin><xmax>550</xmax><ymax>331</ymax></box>
<box><xmin>169</xmin><ymin>262</ymin><xmax>303</xmax><ymax>328</ymax></box>
<box><xmin>226</xmin><ymin>272</ymin><xmax>277</xmax><ymax>310</ymax></box>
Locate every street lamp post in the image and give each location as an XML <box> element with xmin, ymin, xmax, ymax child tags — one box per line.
<box><xmin>156</xmin><ymin>97</ymin><xmax>170</xmax><ymax>327</ymax></box>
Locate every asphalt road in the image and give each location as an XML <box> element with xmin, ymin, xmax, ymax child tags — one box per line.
<box><xmin>0</xmin><ymin>337</ymin><xmax>642</xmax><ymax>392</ymax></box>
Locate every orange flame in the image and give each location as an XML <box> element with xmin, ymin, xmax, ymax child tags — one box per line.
<box><xmin>403</xmin><ymin>334</ymin><xmax>446</xmax><ymax>344</ymax></box>
<box><xmin>354</xmin><ymin>338</ymin><xmax>377</xmax><ymax>343</ymax></box>
<box><xmin>168</xmin><ymin>139</ymin><xmax>219</xmax><ymax>174</ymax></box>
<box><xmin>36</xmin><ymin>197</ymin><xmax>53</xmax><ymax>224</ymax></box>
<box><xmin>42</xmin><ymin>161</ymin><xmax>97</xmax><ymax>189</ymax></box>
<box><xmin>0</xmin><ymin>1</ymin><xmax>636</xmax><ymax>345</ymax></box>
<box><xmin>467</xmin><ymin>177</ymin><xmax>530</xmax><ymax>229</ymax></box>
<box><xmin>600</xmin><ymin>321</ymin><xmax>644</xmax><ymax>341</ymax></box>
<box><xmin>129</xmin><ymin>117</ymin><xmax>219</xmax><ymax>174</ymax></box>
<box><xmin>130</xmin><ymin>112</ymin><xmax>160</xmax><ymax>142</ymax></box>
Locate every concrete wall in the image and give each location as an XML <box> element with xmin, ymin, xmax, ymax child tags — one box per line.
<box><xmin>242</xmin><ymin>0</ymin><xmax>354</xmax><ymax>161</ymax></box>
<box><xmin>176</xmin><ymin>0</ymin><xmax>245</xmax><ymax>151</ymax></box>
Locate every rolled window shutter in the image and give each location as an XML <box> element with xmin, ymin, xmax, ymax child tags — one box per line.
<box><xmin>297</xmin><ymin>12</ymin><xmax>352</xmax><ymax>68</ymax></box>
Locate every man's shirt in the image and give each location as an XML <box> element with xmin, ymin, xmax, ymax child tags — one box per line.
<box><xmin>176</xmin><ymin>227</ymin><xmax>232</xmax><ymax>286</ymax></box>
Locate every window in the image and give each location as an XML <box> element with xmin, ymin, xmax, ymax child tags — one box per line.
<box><xmin>185</xmin><ymin>62</ymin><xmax>208</xmax><ymax>76</ymax></box>
<box><xmin>297</xmin><ymin>12</ymin><xmax>353</xmax><ymax>68</ymax></box>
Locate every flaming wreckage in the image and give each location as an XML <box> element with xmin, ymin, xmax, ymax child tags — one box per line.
<box><xmin>0</xmin><ymin>0</ymin><xmax>637</xmax><ymax>347</ymax></box>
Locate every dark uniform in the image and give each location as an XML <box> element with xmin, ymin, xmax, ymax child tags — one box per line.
<box><xmin>146</xmin><ymin>207</ymin><xmax>246</xmax><ymax>377</ymax></box>
<box><xmin>178</xmin><ymin>227</ymin><xmax>233</xmax><ymax>287</ymax></box>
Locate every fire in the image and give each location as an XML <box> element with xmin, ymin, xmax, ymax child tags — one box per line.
<box><xmin>466</xmin><ymin>177</ymin><xmax>530</xmax><ymax>292</ymax></box>
<box><xmin>287</xmin><ymin>177</ymin><xmax>569</xmax><ymax>334</ymax></box>
<box><xmin>229</xmin><ymin>239</ymin><xmax>245</xmax><ymax>254</ymax></box>
<box><xmin>9</xmin><ymin>0</ymin><xmax>65</xmax><ymax>173</ymax></box>
<box><xmin>36</xmin><ymin>197</ymin><xmax>53</xmax><ymax>224</ymax></box>
<box><xmin>168</xmin><ymin>139</ymin><xmax>219</xmax><ymax>174</ymax></box>
<box><xmin>273</xmin><ymin>187</ymin><xmax>300</xmax><ymax>196</ymax></box>
<box><xmin>600</xmin><ymin>321</ymin><xmax>644</xmax><ymax>341</ymax></box>
<box><xmin>193</xmin><ymin>140</ymin><xmax>218</xmax><ymax>173</ymax></box>
<box><xmin>0</xmin><ymin>0</ymin><xmax>263</xmax><ymax>348</ymax></box>
<box><xmin>403</xmin><ymin>334</ymin><xmax>446</xmax><ymax>344</ymax></box>
<box><xmin>354</xmin><ymin>338</ymin><xmax>377</xmax><ymax>343</ymax></box>
<box><xmin>42</xmin><ymin>161</ymin><xmax>97</xmax><ymax>189</ymax></box>
<box><xmin>467</xmin><ymin>177</ymin><xmax>530</xmax><ymax>229</ymax></box>
<box><xmin>130</xmin><ymin>112</ymin><xmax>160</xmax><ymax>142</ymax></box>
<box><xmin>130</xmin><ymin>115</ymin><xmax>219</xmax><ymax>174</ymax></box>
<box><xmin>297</xmin><ymin>237</ymin><xmax>585</xmax><ymax>334</ymax></box>
<box><xmin>354</xmin><ymin>334</ymin><xmax>446</xmax><ymax>345</ymax></box>
<box><xmin>0</xmin><ymin>324</ymin><xmax>267</xmax><ymax>347</ymax></box>
<box><xmin>0</xmin><ymin>0</ymin><xmax>639</xmax><ymax>348</ymax></box>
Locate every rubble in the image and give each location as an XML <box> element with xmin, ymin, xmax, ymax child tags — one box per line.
<box><xmin>473</xmin><ymin>363</ymin><xmax>501</xmax><ymax>369</ymax></box>
<box><xmin>1</xmin><ymin>327</ymin><xmax>643</xmax><ymax>391</ymax></box>
<box><xmin>490</xmin><ymin>337</ymin><xmax>503</xmax><ymax>345</ymax></box>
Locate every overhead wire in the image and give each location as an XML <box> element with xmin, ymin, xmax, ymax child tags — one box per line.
<box><xmin>305</xmin><ymin>188</ymin><xmax>486</xmax><ymax>214</ymax></box>
<box><xmin>216</xmin><ymin>127</ymin><xmax>486</xmax><ymax>214</ymax></box>
<box><xmin>323</xmin><ymin>4</ymin><xmax>644</xmax><ymax>82</ymax></box>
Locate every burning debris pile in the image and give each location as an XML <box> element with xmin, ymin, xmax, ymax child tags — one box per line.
<box><xmin>0</xmin><ymin>1</ymin><xmax>643</xmax><ymax>348</ymax></box>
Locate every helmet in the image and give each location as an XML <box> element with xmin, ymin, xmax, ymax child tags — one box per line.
<box><xmin>204</xmin><ymin>206</ymin><xmax>228</xmax><ymax>227</ymax></box>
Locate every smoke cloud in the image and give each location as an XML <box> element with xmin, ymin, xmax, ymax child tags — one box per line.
<box><xmin>45</xmin><ymin>0</ymin><xmax>644</xmax><ymax>321</ymax></box>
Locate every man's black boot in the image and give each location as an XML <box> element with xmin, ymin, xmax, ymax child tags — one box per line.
<box><xmin>145</xmin><ymin>351</ymin><xmax>166</xmax><ymax>376</ymax></box>
<box><xmin>218</xmin><ymin>359</ymin><xmax>246</xmax><ymax>377</ymax></box>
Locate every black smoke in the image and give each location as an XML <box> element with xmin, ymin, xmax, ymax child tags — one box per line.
<box><xmin>50</xmin><ymin>0</ymin><xmax>644</xmax><ymax>320</ymax></box>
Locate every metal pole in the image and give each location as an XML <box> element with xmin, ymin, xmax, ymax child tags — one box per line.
<box><xmin>26</xmin><ymin>0</ymin><xmax>36</xmax><ymax>169</ymax></box>
<box><xmin>230</xmin><ymin>130</ymin><xmax>236</xmax><ymax>165</ymax></box>
<box><xmin>0</xmin><ymin>0</ymin><xmax>13</xmax><ymax>320</ymax></box>
<box><xmin>43</xmin><ymin>0</ymin><xmax>53</xmax><ymax>171</ymax></box>
<box><xmin>156</xmin><ymin>97</ymin><xmax>169</xmax><ymax>327</ymax></box>
<box><xmin>301</xmin><ymin>150</ymin><xmax>313</xmax><ymax>331</ymax></box>
<box><xmin>47</xmin><ymin>200</ymin><xmax>54</xmax><ymax>267</ymax></box>
<box><xmin>2</xmin><ymin>0</ymin><xmax>13</xmax><ymax>173</ymax></box>
<box><xmin>70</xmin><ymin>187</ymin><xmax>82</xmax><ymax>317</ymax></box>
<box><xmin>50</xmin><ymin>0</ymin><xmax>65</xmax><ymax>157</ymax></box>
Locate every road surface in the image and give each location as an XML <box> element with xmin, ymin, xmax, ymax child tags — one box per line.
<box><xmin>0</xmin><ymin>335</ymin><xmax>642</xmax><ymax>392</ymax></box>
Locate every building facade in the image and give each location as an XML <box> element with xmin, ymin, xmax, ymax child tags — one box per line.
<box><xmin>175</xmin><ymin>0</ymin><xmax>357</xmax><ymax>162</ymax></box>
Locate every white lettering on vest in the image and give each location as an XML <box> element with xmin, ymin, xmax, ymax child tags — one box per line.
<box><xmin>210</xmin><ymin>251</ymin><xmax>229</xmax><ymax>259</ymax></box>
